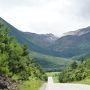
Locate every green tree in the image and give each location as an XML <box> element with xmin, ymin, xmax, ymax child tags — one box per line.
<box><xmin>0</xmin><ymin>24</ymin><xmax>47</xmax><ymax>80</ymax></box>
<box><xmin>71</xmin><ymin>61</ymin><xmax>78</xmax><ymax>69</ymax></box>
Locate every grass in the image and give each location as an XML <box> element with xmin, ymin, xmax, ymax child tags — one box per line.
<box><xmin>20</xmin><ymin>80</ymin><xmax>43</xmax><ymax>90</ymax></box>
<box><xmin>71</xmin><ymin>77</ymin><xmax>90</xmax><ymax>85</ymax></box>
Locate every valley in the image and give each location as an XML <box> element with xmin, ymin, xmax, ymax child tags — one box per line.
<box><xmin>0</xmin><ymin>17</ymin><xmax>75</xmax><ymax>71</ymax></box>
<box><xmin>0</xmin><ymin>17</ymin><xmax>90</xmax><ymax>90</ymax></box>
<box><xmin>1</xmin><ymin>17</ymin><xmax>90</xmax><ymax>72</ymax></box>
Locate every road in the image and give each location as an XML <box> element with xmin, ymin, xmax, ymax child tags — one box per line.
<box><xmin>40</xmin><ymin>77</ymin><xmax>90</xmax><ymax>90</ymax></box>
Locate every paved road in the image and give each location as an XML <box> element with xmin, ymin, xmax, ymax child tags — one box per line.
<box><xmin>40</xmin><ymin>77</ymin><xmax>90</xmax><ymax>90</ymax></box>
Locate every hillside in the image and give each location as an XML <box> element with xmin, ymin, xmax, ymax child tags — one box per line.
<box><xmin>0</xmin><ymin>17</ymin><xmax>62</xmax><ymax>57</ymax></box>
<box><xmin>0</xmin><ymin>17</ymin><xmax>73</xmax><ymax>71</ymax></box>
<box><xmin>0</xmin><ymin>17</ymin><xmax>48</xmax><ymax>53</ymax></box>
<box><xmin>1</xmin><ymin>17</ymin><xmax>90</xmax><ymax>71</ymax></box>
<box><xmin>24</xmin><ymin>32</ymin><xmax>58</xmax><ymax>48</ymax></box>
<box><xmin>30</xmin><ymin>51</ymin><xmax>73</xmax><ymax>71</ymax></box>
<box><xmin>50</xmin><ymin>27</ymin><xmax>90</xmax><ymax>58</ymax></box>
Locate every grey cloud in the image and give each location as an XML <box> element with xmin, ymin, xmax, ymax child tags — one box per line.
<box><xmin>72</xmin><ymin>0</ymin><xmax>90</xmax><ymax>19</ymax></box>
<box><xmin>1</xmin><ymin>0</ymin><xmax>90</xmax><ymax>18</ymax></box>
<box><xmin>0</xmin><ymin>0</ymin><xmax>50</xmax><ymax>11</ymax></box>
<box><xmin>0</xmin><ymin>0</ymin><xmax>48</xmax><ymax>7</ymax></box>
<box><xmin>1</xmin><ymin>0</ymin><xmax>90</xmax><ymax>36</ymax></box>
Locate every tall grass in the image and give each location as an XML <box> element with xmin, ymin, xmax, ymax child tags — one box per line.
<box><xmin>20</xmin><ymin>80</ymin><xmax>43</xmax><ymax>90</ymax></box>
<box><xmin>71</xmin><ymin>77</ymin><xmax>90</xmax><ymax>85</ymax></box>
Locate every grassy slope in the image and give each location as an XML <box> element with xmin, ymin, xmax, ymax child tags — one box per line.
<box><xmin>30</xmin><ymin>51</ymin><xmax>74</xmax><ymax>71</ymax></box>
<box><xmin>20</xmin><ymin>80</ymin><xmax>43</xmax><ymax>90</ymax></box>
<box><xmin>71</xmin><ymin>77</ymin><xmax>90</xmax><ymax>85</ymax></box>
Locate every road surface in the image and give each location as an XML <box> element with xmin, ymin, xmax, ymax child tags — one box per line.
<box><xmin>40</xmin><ymin>77</ymin><xmax>90</xmax><ymax>90</ymax></box>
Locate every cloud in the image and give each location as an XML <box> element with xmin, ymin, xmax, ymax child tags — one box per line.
<box><xmin>0</xmin><ymin>0</ymin><xmax>90</xmax><ymax>36</ymax></box>
<box><xmin>0</xmin><ymin>0</ymin><xmax>49</xmax><ymax>8</ymax></box>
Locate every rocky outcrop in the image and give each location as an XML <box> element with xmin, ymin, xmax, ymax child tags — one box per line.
<box><xmin>0</xmin><ymin>74</ymin><xmax>21</xmax><ymax>90</ymax></box>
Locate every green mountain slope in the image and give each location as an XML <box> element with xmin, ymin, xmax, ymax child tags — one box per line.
<box><xmin>50</xmin><ymin>27</ymin><xmax>90</xmax><ymax>58</ymax></box>
<box><xmin>0</xmin><ymin>17</ymin><xmax>73</xmax><ymax>71</ymax></box>
<box><xmin>0</xmin><ymin>17</ymin><xmax>46</xmax><ymax>52</ymax></box>
<box><xmin>0</xmin><ymin>17</ymin><xmax>61</xmax><ymax>57</ymax></box>
<box><xmin>30</xmin><ymin>51</ymin><xmax>73</xmax><ymax>71</ymax></box>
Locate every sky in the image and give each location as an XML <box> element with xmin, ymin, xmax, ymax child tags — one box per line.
<box><xmin>0</xmin><ymin>0</ymin><xmax>90</xmax><ymax>36</ymax></box>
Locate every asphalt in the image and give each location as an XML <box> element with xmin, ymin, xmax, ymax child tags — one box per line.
<box><xmin>40</xmin><ymin>77</ymin><xmax>90</xmax><ymax>90</ymax></box>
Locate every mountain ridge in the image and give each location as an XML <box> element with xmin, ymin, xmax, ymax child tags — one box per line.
<box><xmin>24</xmin><ymin>32</ymin><xmax>58</xmax><ymax>48</ymax></box>
<box><xmin>0</xmin><ymin>17</ymin><xmax>73</xmax><ymax>71</ymax></box>
<box><xmin>1</xmin><ymin>17</ymin><xmax>90</xmax><ymax>59</ymax></box>
<box><xmin>63</xmin><ymin>26</ymin><xmax>90</xmax><ymax>36</ymax></box>
<box><xmin>0</xmin><ymin>17</ymin><xmax>59</xmax><ymax>56</ymax></box>
<box><xmin>50</xmin><ymin>26</ymin><xmax>90</xmax><ymax>58</ymax></box>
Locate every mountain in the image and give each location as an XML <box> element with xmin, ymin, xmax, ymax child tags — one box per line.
<box><xmin>1</xmin><ymin>17</ymin><xmax>90</xmax><ymax>71</ymax></box>
<box><xmin>0</xmin><ymin>17</ymin><xmax>58</xmax><ymax>56</ymax></box>
<box><xmin>63</xmin><ymin>26</ymin><xmax>90</xmax><ymax>36</ymax></box>
<box><xmin>0</xmin><ymin>17</ymin><xmax>44</xmax><ymax>52</ymax></box>
<box><xmin>50</xmin><ymin>26</ymin><xmax>90</xmax><ymax>58</ymax></box>
<box><xmin>0</xmin><ymin>17</ymin><xmax>73</xmax><ymax>71</ymax></box>
<box><xmin>24</xmin><ymin>32</ymin><xmax>58</xmax><ymax>48</ymax></box>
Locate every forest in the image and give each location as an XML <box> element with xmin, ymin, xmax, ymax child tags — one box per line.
<box><xmin>0</xmin><ymin>24</ymin><xmax>47</xmax><ymax>90</ymax></box>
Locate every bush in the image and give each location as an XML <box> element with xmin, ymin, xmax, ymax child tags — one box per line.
<box><xmin>59</xmin><ymin>58</ymin><xmax>90</xmax><ymax>83</ymax></box>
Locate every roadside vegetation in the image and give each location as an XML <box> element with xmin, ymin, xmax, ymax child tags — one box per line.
<box><xmin>59</xmin><ymin>58</ymin><xmax>90</xmax><ymax>84</ymax></box>
<box><xmin>20</xmin><ymin>79</ymin><xmax>43</xmax><ymax>90</ymax></box>
<box><xmin>71</xmin><ymin>77</ymin><xmax>90</xmax><ymax>85</ymax></box>
<box><xmin>0</xmin><ymin>24</ymin><xmax>47</xmax><ymax>90</ymax></box>
<box><xmin>46</xmin><ymin>72</ymin><xmax>60</xmax><ymax>83</ymax></box>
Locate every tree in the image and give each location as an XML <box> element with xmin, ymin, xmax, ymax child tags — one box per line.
<box><xmin>0</xmin><ymin>24</ymin><xmax>47</xmax><ymax>80</ymax></box>
<box><xmin>71</xmin><ymin>61</ymin><xmax>78</xmax><ymax>69</ymax></box>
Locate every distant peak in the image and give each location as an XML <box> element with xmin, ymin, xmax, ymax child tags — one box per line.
<box><xmin>63</xmin><ymin>26</ymin><xmax>90</xmax><ymax>36</ymax></box>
